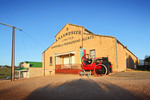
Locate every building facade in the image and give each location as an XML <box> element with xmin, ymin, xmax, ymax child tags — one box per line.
<box><xmin>16</xmin><ymin>61</ymin><xmax>42</xmax><ymax>78</ymax></box>
<box><xmin>42</xmin><ymin>23</ymin><xmax>138</xmax><ymax>76</ymax></box>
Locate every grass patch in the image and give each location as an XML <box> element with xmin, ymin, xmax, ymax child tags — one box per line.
<box><xmin>0</xmin><ymin>68</ymin><xmax>11</xmax><ymax>79</ymax></box>
<box><xmin>0</xmin><ymin>67</ymin><xmax>19</xmax><ymax>79</ymax></box>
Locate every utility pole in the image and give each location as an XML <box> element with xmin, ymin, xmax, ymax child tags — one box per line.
<box><xmin>11</xmin><ymin>26</ymin><xmax>15</xmax><ymax>81</ymax></box>
<box><xmin>0</xmin><ymin>23</ymin><xmax>22</xmax><ymax>81</ymax></box>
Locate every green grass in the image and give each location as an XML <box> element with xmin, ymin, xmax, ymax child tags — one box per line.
<box><xmin>0</xmin><ymin>67</ymin><xmax>19</xmax><ymax>79</ymax></box>
<box><xmin>0</xmin><ymin>68</ymin><xmax>11</xmax><ymax>79</ymax></box>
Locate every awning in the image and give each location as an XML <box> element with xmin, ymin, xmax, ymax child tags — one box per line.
<box><xmin>15</xmin><ymin>68</ymin><xmax>29</xmax><ymax>72</ymax></box>
<box><xmin>55</xmin><ymin>51</ymin><xmax>76</xmax><ymax>57</ymax></box>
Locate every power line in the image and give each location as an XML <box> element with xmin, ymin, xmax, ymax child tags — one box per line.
<box><xmin>21</xmin><ymin>32</ymin><xmax>28</xmax><ymax>58</ymax></box>
<box><xmin>21</xmin><ymin>30</ymin><xmax>46</xmax><ymax>48</ymax></box>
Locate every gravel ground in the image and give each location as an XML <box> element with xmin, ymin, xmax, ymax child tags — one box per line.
<box><xmin>0</xmin><ymin>72</ymin><xmax>150</xmax><ymax>100</ymax></box>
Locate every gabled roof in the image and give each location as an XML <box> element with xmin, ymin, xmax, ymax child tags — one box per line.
<box><xmin>55</xmin><ymin>23</ymin><xmax>95</xmax><ymax>37</ymax></box>
<box><xmin>43</xmin><ymin>23</ymin><xmax>138</xmax><ymax>59</ymax></box>
<box><xmin>55</xmin><ymin>23</ymin><xmax>84</xmax><ymax>38</ymax></box>
<box><xmin>43</xmin><ymin>23</ymin><xmax>115</xmax><ymax>53</ymax></box>
<box><xmin>91</xmin><ymin>33</ymin><xmax>115</xmax><ymax>38</ymax></box>
<box><xmin>117</xmin><ymin>40</ymin><xmax>138</xmax><ymax>59</ymax></box>
<box><xmin>25</xmin><ymin>61</ymin><xmax>42</xmax><ymax>68</ymax></box>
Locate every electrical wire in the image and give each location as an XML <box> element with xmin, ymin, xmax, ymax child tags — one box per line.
<box><xmin>21</xmin><ymin>32</ymin><xmax>28</xmax><ymax>59</ymax></box>
<box><xmin>21</xmin><ymin>30</ymin><xmax>46</xmax><ymax>49</ymax></box>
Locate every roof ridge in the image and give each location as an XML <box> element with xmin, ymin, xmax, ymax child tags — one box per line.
<box><xmin>67</xmin><ymin>23</ymin><xmax>84</xmax><ymax>27</ymax></box>
<box><xmin>55</xmin><ymin>23</ymin><xmax>84</xmax><ymax>38</ymax></box>
<box><xmin>92</xmin><ymin>33</ymin><xmax>115</xmax><ymax>38</ymax></box>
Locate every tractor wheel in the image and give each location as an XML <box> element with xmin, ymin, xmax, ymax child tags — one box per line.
<box><xmin>81</xmin><ymin>54</ymin><xmax>93</xmax><ymax>66</ymax></box>
<box><xmin>94</xmin><ymin>64</ymin><xmax>107</xmax><ymax>77</ymax></box>
<box><xmin>102</xmin><ymin>61</ymin><xmax>109</xmax><ymax>74</ymax></box>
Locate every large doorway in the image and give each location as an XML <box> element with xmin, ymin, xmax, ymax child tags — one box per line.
<box><xmin>55</xmin><ymin>51</ymin><xmax>80</xmax><ymax>74</ymax></box>
<box><xmin>63</xmin><ymin>54</ymin><xmax>75</xmax><ymax>69</ymax></box>
<box><xmin>55</xmin><ymin>51</ymin><xmax>76</xmax><ymax>69</ymax></box>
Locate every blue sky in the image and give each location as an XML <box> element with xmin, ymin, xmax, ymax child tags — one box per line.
<box><xmin>0</xmin><ymin>0</ymin><xmax>150</xmax><ymax>66</ymax></box>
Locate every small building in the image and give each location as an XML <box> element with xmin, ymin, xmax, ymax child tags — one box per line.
<box><xmin>16</xmin><ymin>61</ymin><xmax>42</xmax><ymax>78</ymax></box>
<box><xmin>139</xmin><ymin>60</ymin><xmax>144</xmax><ymax>66</ymax></box>
<box><xmin>42</xmin><ymin>23</ymin><xmax>138</xmax><ymax>76</ymax></box>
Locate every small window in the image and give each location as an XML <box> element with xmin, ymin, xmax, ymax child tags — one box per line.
<box><xmin>90</xmin><ymin>49</ymin><xmax>96</xmax><ymax>59</ymax></box>
<box><xmin>66</xmin><ymin>28</ymin><xmax>69</xmax><ymax>31</ymax></box>
<box><xmin>50</xmin><ymin>57</ymin><xmax>52</xmax><ymax>66</ymax></box>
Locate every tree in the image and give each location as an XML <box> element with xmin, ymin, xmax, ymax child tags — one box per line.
<box><xmin>144</xmin><ymin>55</ymin><xmax>150</xmax><ymax>62</ymax></box>
<box><xmin>4</xmin><ymin>65</ymin><xmax>9</xmax><ymax>68</ymax></box>
<box><xmin>18</xmin><ymin>62</ymin><xmax>23</xmax><ymax>68</ymax></box>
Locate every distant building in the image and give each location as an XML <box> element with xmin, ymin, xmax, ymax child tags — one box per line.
<box><xmin>16</xmin><ymin>61</ymin><xmax>42</xmax><ymax>78</ymax></box>
<box><xmin>139</xmin><ymin>60</ymin><xmax>150</xmax><ymax>66</ymax></box>
<box><xmin>139</xmin><ymin>60</ymin><xmax>144</xmax><ymax>66</ymax></box>
<box><xmin>42</xmin><ymin>23</ymin><xmax>138</xmax><ymax>76</ymax></box>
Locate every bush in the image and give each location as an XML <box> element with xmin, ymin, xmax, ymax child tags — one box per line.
<box><xmin>0</xmin><ymin>67</ymin><xmax>11</xmax><ymax>79</ymax></box>
<box><xmin>137</xmin><ymin>65</ymin><xmax>150</xmax><ymax>71</ymax></box>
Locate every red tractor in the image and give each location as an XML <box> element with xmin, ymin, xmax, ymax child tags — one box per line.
<box><xmin>79</xmin><ymin>54</ymin><xmax>112</xmax><ymax>77</ymax></box>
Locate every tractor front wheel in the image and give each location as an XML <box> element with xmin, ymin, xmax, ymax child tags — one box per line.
<box><xmin>94</xmin><ymin>64</ymin><xmax>107</xmax><ymax>77</ymax></box>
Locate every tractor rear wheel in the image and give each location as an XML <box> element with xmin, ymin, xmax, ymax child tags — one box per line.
<box><xmin>94</xmin><ymin>64</ymin><xmax>107</xmax><ymax>77</ymax></box>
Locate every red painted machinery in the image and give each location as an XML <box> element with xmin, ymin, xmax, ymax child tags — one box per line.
<box><xmin>79</xmin><ymin>54</ymin><xmax>112</xmax><ymax>77</ymax></box>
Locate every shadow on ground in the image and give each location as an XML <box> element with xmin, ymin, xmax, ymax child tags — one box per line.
<box><xmin>24</xmin><ymin>78</ymin><xmax>141</xmax><ymax>100</ymax></box>
<box><xmin>110</xmin><ymin>71</ymin><xmax>150</xmax><ymax>79</ymax></box>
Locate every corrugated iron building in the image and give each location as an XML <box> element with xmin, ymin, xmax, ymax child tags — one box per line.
<box><xmin>42</xmin><ymin>23</ymin><xmax>138</xmax><ymax>75</ymax></box>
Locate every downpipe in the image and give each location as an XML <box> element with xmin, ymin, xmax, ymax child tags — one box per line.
<box><xmin>115</xmin><ymin>39</ymin><xmax>118</xmax><ymax>71</ymax></box>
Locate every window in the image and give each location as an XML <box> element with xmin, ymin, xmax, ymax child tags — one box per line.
<box><xmin>50</xmin><ymin>57</ymin><xmax>52</xmax><ymax>66</ymax></box>
<box><xmin>66</xmin><ymin>28</ymin><xmax>69</xmax><ymax>31</ymax></box>
<box><xmin>90</xmin><ymin>49</ymin><xmax>96</xmax><ymax>59</ymax></box>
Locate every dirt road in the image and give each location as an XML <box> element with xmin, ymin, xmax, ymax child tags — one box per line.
<box><xmin>0</xmin><ymin>72</ymin><xmax>150</xmax><ymax>100</ymax></box>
